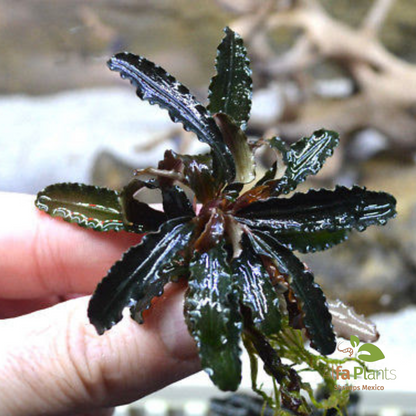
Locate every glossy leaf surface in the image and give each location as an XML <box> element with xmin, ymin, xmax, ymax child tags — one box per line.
<box><xmin>208</xmin><ymin>27</ymin><xmax>252</xmax><ymax>130</ymax></box>
<box><xmin>194</xmin><ymin>209</ymin><xmax>225</xmax><ymax>253</ymax></box>
<box><xmin>271</xmin><ymin>130</ymin><xmax>339</xmax><ymax>194</ymax></box>
<box><xmin>173</xmin><ymin>152</ymin><xmax>218</xmax><ymax>203</ymax></box>
<box><xmin>328</xmin><ymin>299</ymin><xmax>379</xmax><ymax>343</ymax></box>
<box><xmin>185</xmin><ymin>244</ymin><xmax>242</xmax><ymax>391</ymax></box>
<box><xmin>264</xmin><ymin>229</ymin><xmax>348</xmax><ymax>253</ymax></box>
<box><xmin>236</xmin><ymin>186</ymin><xmax>397</xmax><ymax>235</ymax></box>
<box><xmin>120</xmin><ymin>179</ymin><xmax>167</xmax><ymax>232</ymax></box>
<box><xmin>161</xmin><ymin>185</ymin><xmax>195</xmax><ymax>219</ymax></box>
<box><xmin>214</xmin><ymin>113</ymin><xmax>255</xmax><ymax>184</ymax></box>
<box><xmin>36</xmin><ymin>183</ymin><xmax>127</xmax><ymax>232</ymax></box>
<box><xmin>232</xmin><ymin>237</ymin><xmax>281</xmax><ymax>336</ymax></box>
<box><xmin>88</xmin><ymin>217</ymin><xmax>195</xmax><ymax>335</ymax></box>
<box><xmin>249</xmin><ymin>231</ymin><xmax>336</xmax><ymax>355</ymax></box>
<box><xmin>108</xmin><ymin>52</ymin><xmax>235</xmax><ymax>184</ymax></box>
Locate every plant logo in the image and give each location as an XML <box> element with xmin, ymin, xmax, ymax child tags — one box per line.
<box><xmin>332</xmin><ymin>335</ymin><xmax>395</xmax><ymax>390</ymax></box>
<box><xmin>337</xmin><ymin>335</ymin><xmax>385</xmax><ymax>363</ymax></box>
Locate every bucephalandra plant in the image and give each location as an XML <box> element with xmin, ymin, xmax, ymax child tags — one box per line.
<box><xmin>35</xmin><ymin>27</ymin><xmax>397</xmax><ymax>415</ymax></box>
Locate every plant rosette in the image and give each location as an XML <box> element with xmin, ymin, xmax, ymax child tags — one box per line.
<box><xmin>35</xmin><ymin>27</ymin><xmax>396</xmax><ymax>416</ymax></box>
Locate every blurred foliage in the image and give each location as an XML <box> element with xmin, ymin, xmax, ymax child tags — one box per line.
<box><xmin>2</xmin><ymin>0</ymin><xmax>416</xmax><ymax>94</ymax></box>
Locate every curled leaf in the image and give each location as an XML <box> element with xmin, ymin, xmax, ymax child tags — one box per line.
<box><xmin>120</xmin><ymin>179</ymin><xmax>167</xmax><ymax>231</ymax></box>
<box><xmin>214</xmin><ymin>113</ymin><xmax>255</xmax><ymax>184</ymax></box>
<box><xmin>161</xmin><ymin>185</ymin><xmax>195</xmax><ymax>219</ymax></box>
<box><xmin>255</xmin><ymin>161</ymin><xmax>277</xmax><ymax>187</ymax></box>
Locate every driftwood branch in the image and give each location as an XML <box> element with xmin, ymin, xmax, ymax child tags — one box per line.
<box><xmin>226</xmin><ymin>0</ymin><xmax>416</xmax><ymax>156</ymax></box>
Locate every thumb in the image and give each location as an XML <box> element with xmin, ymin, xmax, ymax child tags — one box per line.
<box><xmin>0</xmin><ymin>283</ymin><xmax>200</xmax><ymax>416</ymax></box>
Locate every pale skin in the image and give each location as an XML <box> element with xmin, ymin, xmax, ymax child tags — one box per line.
<box><xmin>0</xmin><ymin>193</ymin><xmax>200</xmax><ymax>416</ymax></box>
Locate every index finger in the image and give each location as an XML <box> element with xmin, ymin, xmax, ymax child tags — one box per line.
<box><xmin>0</xmin><ymin>192</ymin><xmax>144</xmax><ymax>299</ymax></box>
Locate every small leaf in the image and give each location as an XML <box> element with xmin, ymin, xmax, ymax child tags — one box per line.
<box><xmin>214</xmin><ymin>113</ymin><xmax>255</xmax><ymax>184</ymax></box>
<box><xmin>268</xmin><ymin>130</ymin><xmax>340</xmax><ymax>195</ymax></box>
<box><xmin>36</xmin><ymin>183</ymin><xmax>128</xmax><ymax>232</ymax></box>
<box><xmin>161</xmin><ymin>185</ymin><xmax>195</xmax><ymax>220</ymax></box>
<box><xmin>88</xmin><ymin>217</ymin><xmax>195</xmax><ymax>334</ymax></box>
<box><xmin>255</xmin><ymin>161</ymin><xmax>277</xmax><ymax>187</ymax></box>
<box><xmin>357</xmin><ymin>343</ymin><xmax>385</xmax><ymax>362</ymax></box>
<box><xmin>194</xmin><ymin>209</ymin><xmax>225</xmax><ymax>252</ymax></box>
<box><xmin>235</xmin><ymin>186</ymin><xmax>397</xmax><ymax>235</ymax></box>
<box><xmin>120</xmin><ymin>179</ymin><xmax>167</xmax><ymax>232</ymax></box>
<box><xmin>350</xmin><ymin>335</ymin><xmax>360</xmax><ymax>348</ymax></box>
<box><xmin>232</xmin><ymin>236</ymin><xmax>281</xmax><ymax>336</ymax></box>
<box><xmin>208</xmin><ymin>26</ymin><xmax>252</xmax><ymax>130</ymax></box>
<box><xmin>158</xmin><ymin>150</ymin><xmax>217</xmax><ymax>203</ymax></box>
<box><xmin>185</xmin><ymin>244</ymin><xmax>243</xmax><ymax>391</ymax></box>
<box><xmin>108</xmin><ymin>52</ymin><xmax>235</xmax><ymax>184</ymax></box>
<box><xmin>268</xmin><ymin>136</ymin><xmax>289</xmax><ymax>156</ymax></box>
<box><xmin>328</xmin><ymin>299</ymin><xmax>379</xmax><ymax>343</ymax></box>
<box><xmin>248</xmin><ymin>231</ymin><xmax>336</xmax><ymax>355</ymax></box>
<box><xmin>223</xmin><ymin>182</ymin><xmax>244</xmax><ymax>203</ymax></box>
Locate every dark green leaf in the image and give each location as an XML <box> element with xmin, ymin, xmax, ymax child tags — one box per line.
<box><xmin>232</xmin><ymin>236</ymin><xmax>281</xmax><ymax>336</ymax></box>
<box><xmin>263</xmin><ymin>228</ymin><xmax>348</xmax><ymax>253</ymax></box>
<box><xmin>88</xmin><ymin>217</ymin><xmax>195</xmax><ymax>335</ymax></box>
<box><xmin>208</xmin><ymin>26</ymin><xmax>252</xmax><ymax>130</ymax></box>
<box><xmin>185</xmin><ymin>244</ymin><xmax>242</xmax><ymax>391</ymax></box>
<box><xmin>120</xmin><ymin>179</ymin><xmax>167</xmax><ymax>232</ymax></box>
<box><xmin>248</xmin><ymin>231</ymin><xmax>336</xmax><ymax>355</ymax></box>
<box><xmin>153</xmin><ymin>155</ymin><xmax>195</xmax><ymax>218</ymax></box>
<box><xmin>223</xmin><ymin>182</ymin><xmax>244</xmax><ymax>202</ymax></box>
<box><xmin>161</xmin><ymin>185</ymin><xmax>195</xmax><ymax>219</ymax></box>
<box><xmin>268</xmin><ymin>136</ymin><xmax>289</xmax><ymax>156</ymax></box>
<box><xmin>269</xmin><ymin>130</ymin><xmax>340</xmax><ymax>194</ymax></box>
<box><xmin>214</xmin><ymin>113</ymin><xmax>255</xmax><ymax>184</ymax></box>
<box><xmin>35</xmin><ymin>183</ymin><xmax>128</xmax><ymax>232</ymax></box>
<box><xmin>236</xmin><ymin>186</ymin><xmax>397</xmax><ymax>235</ymax></box>
<box><xmin>108</xmin><ymin>52</ymin><xmax>235</xmax><ymax>184</ymax></box>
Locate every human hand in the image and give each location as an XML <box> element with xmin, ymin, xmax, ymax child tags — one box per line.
<box><xmin>0</xmin><ymin>192</ymin><xmax>200</xmax><ymax>416</ymax></box>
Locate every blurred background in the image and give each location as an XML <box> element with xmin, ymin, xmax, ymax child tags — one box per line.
<box><xmin>1</xmin><ymin>0</ymin><xmax>416</xmax><ymax>414</ymax></box>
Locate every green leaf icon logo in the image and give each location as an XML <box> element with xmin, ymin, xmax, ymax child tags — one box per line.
<box><xmin>350</xmin><ymin>335</ymin><xmax>360</xmax><ymax>348</ymax></box>
<box><xmin>357</xmin><ymin>343</ymin><xmax>385</xmax><ymax>362</ymax></box>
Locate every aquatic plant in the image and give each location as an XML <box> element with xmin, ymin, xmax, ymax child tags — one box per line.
<box><xmin>35</xmin><ymin>27</ymin><xmax>396</xmax><ymax>415</ymax></box>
